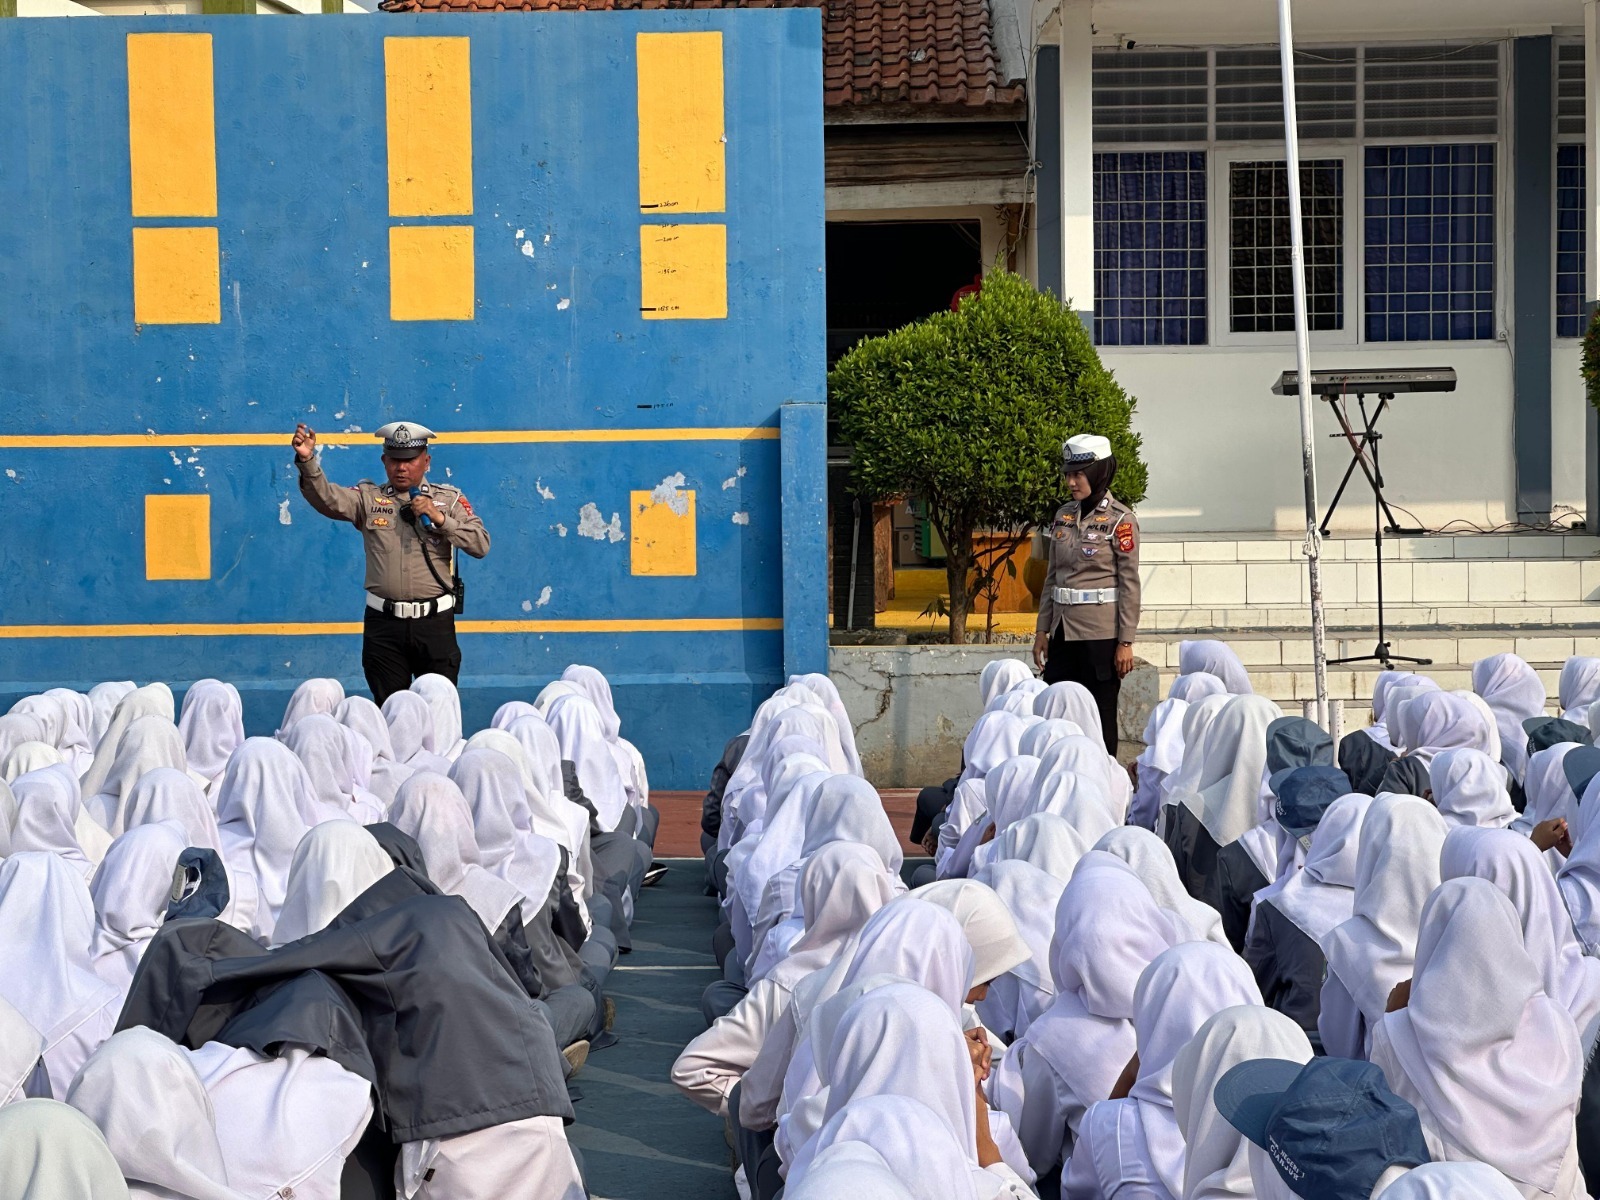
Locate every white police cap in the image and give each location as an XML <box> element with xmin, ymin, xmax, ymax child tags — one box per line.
<box><xmin>1062</xmin><ymin>433</ymin><xmax>1113</xmax><ymax>471</ymax></box>
<box><xmin>375</xmin><ymin>420</ymin><xmax>437</xmax><ymax>460</ymax></box>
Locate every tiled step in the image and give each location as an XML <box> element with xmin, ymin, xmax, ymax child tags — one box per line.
<box><xmin>1140</xmin><ymin>601</ymin><xmax>1600</xmax><ymax>633</ymax></box>
<box><xmin>1141</xmin><ymin>532</ymin><xmax>1600</xmax><ymax>563</ymax></box>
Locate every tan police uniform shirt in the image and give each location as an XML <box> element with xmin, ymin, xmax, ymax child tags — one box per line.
<box><xmin>297</xmin><ymin>457</ymin><xmax>490</xmax><ymax>602</ymax></box>
<box><xmin>1035</xmin><ymin>493</ymin><xmax>1141</xmax><ymax>642</ymax></box>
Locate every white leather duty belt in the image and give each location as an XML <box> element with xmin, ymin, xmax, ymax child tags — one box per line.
<box><xmin>1054</xmin><ymin>586</ymin><xmax>1118</xmax><ymax>605</ymax></box>
<box><xmin>366</xmin><ymin>592</ymin><xmax>455</xmax><ymax>619</ymax></box>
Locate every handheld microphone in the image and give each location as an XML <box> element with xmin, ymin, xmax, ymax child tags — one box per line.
<box><xmin>407</xmin><ymin>486</ymin><xmax>434</xmax><ymax>529</ymax></box>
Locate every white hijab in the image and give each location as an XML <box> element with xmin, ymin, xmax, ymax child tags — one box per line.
<box><xmin>981</xmin><ymin>753</ymin><xmax>1044</xmax><ymax>839</ymax></box>
<box><xmin>764</xmin><ymin>843</ymin><xmax>898</xmax><ymax>990</ymax></box>
<box><xmin>386</xmin><ymin>770</ymin><xmax>523</xmax><ymax>933</ymax></box>
<box><xmin>1427</xmin><ymin>748</ymin><xmax>1514</xmax><ymax>829</ymax></box>
<box><xmin>1518</xmin><ymin>742</ymin><xmax>1582</xmax><ymax>834</ymax></box>
<box><xmin>1123</xmin><ymin>943</ymin><xmax>1265</xmax><ymax>1199</ymax></box>
<box><xmin>1172</xmin><ymin>1005</ymin><xmax>1314</xmax><ymax>1200</ymax></box>
<box><xmin>335</xmin><ymin>696</ymin><xmax>412</xmax><ymax>805</ymax></box>
<box><xmin>1019</xmin><ymin>718</ymin><xmax>1084</xmax><ymax>759</ymax></box>
<box><xmin>1095</xmin><ymin>826</ymin><xmax>1229</xmax><ymax>945</ymax></box>
<box><xmin>1137</xmin><ymin>696</ymin><xmax>1191</xmax><ymax>778</ymax></box>
<box><xmin>409</xmin><ymin>674</ymin><xmax>465</xmax><ymax>760</ymax></box>
<box><xmin>1383</xmin><ymin>681</ymin><xmax>1443</xmax><ymax>755</ymax></box>
<box><xmin>87</xmin><ymin>682</ymin><xmax>138</xmax><ymax>745</ymax></box>
<box><xmin>1403</xmin><ymin>690</ymin><xmax>1499</xmax><ymax>768</ymax></box>
<box><xmin>988</xmin><ymin>812</ymin><xmax>1087</xmax><ymax>882</ymax></box>
<box><xmin>957</xmin><ymin>710</ymin><xmax>1029</xmax><ymax>785</ymax></box>
<box><xmin>0</xmin><ymin>853</ymin><xmax>119</xmax><ymax>1070</ymax></box>
<box><xmin>1372</xmin><ymin>878</ymin><xmax>1581</xmax><ymax>1194</ymax></box>
<box><xmin>178</xmin><ymin>680</ymin><xmax>245</xmax><ymax>783</ymax></box>
<box><xmin>789</xmin><ymin>1111</ymin><xmax>966</xmax><ymax>1200</ymax></box>
<box><xmin>284</xmin><ymin>714</ymin><xmax>385</xmax><ymax>823</ymax></box>
<box><xmin>0</xmin><ymin>994</ymin><xmax>44</xmax><ymax>1108</ymax></box>
<box><xmin>1</xmin><ymin>740</ymin><xmax>61</xmax><ymax>783</ymax></box>
<box><xmin>1442</xmin><ymin>824</ymin><xmax>1600</xmax><ymax>1052</ymax></box>
<box><xmin>449</xmin><ymin>748</ymin><xmax>563</xmax><ymax>908</ymax></box>
<box><xmin>1160</xmin><ymin>694</ymin><xmax>1233</xmax><ymax>812</ymax></box>
<box><xmin>975</xmin><ymin>858</ymin><xmax>1065</xmax><ymax>1000</ymax></box>
<box><xmin>909</xmin><ymin>879</ymin><xmax>1030</xmax><ymax>988</ymax></box>
<box><xmin>1368</xmin><ymin>671</ymin><xmax>1429</xmax><ymax>750</ymax></box>
<box><xmin>503</xmin><ymin>713</ymin><xmax>568</xmax><ymax>807</ymax></box>
<box><xmin>0</xmin><ymin>1100</ymin><xmax>131</xmax><ymax>1199</ymax></box>
<box><xmin>464</xmin><ymin>726</ymin><xmax>583</xmax><ymax>860</ymax></box>
<box><xmin>1266</xmin><ymin>792</ymin><xmax>1373</xmax><ymax>944</ymax></box>
<box><xmin>1034</xmin><ymin>681</ymin><xmax>1104</xmax><ymax>739</ymax></box>
<box><xmin>85</xmin><ymin>715</ymin><xmax>193</xmax><ymax>835</ymax></box>
<box><xmin>1035</xmin><ymin>735</ymin><xmax>1123</xmax><ymax>828</ymax></box>
<box><xmin>732</xmin><ymin>756</ymin><xmax>832</xmax><ymax>921</ymax></box>
<box><xmin>79</xmin><ymin>683</ymin><xmax>176</xmax><ymax>796</ymax></box>
<box><xmin>1471</xmin><ymin>653</ymin><xmax>1545</xmax><ymax>781</ymax></box>
<box><xmin>979</xmin><ymin>658</ymin><xmax>1034</xmax><ymax>706</ymax></box>
<box><xmin>989</xmin><ymin>679</ymin><xmax>1046</xmax><ymax>716</ymax></box>
<box><xmin>1376</xmin><ymin>1162</ymin><xmax>1526</xmax><ymax>1200</ymax></box>
<box><xmin>1559</xmin><ymin>657</ymin><xmax>1600</xmax><ymax>721</ymax></box>
<box><xmin>545</xmin><ymin>693</ymin><xmax>628</xmax><ymax>829</ymax></box>
<box><xmin>382</xmin><ymin>691</ymin><xmax>443</xmax><ymax>767</ymax></box>
<box><xmin>11</xmin><ymin>764</ymin><xmax>96</xmax><ymax>878</ymax></box>
<box><xmin>271</xmin><ymin>821</ymin><xmax>394</xmax><ymax>946</ymax></box>
<box><xmin>1558</xmin><ymin>771</ymin><xmax>1600</xmax><ymax>953</ymax></box>
<box><xmin>274</xmin><ymin>678</ymin><xmax>345</xmax><ymax>741</ymax></box>
<box><xmin>1177</xmin><ymin>640</ymin><xmax>1253</xmax><ymax>694</ymax></box>
<box><xmin>120</xmin><ymin>767</ymin><xmax>223</xmax><ymax>852</ymax></box>
<box><xmin>215</xmin><ymin>738</ymin><xmax>342</xmax><ymax>936</ymax></box>
<box><xmin>788</xmin><ymin>673</ymin><xmax>863</xmax><ymax>776</ymax></box>
<box><xmin>1321</xmin><ymin>794</ymin><xmax>1448</xmax><ymax>1027</ymax></box>
<box><xmin>1185</xmin><ymin>694</ymin><xmax>1283</xmax><ymax>847</ymax></box>
<box><xmin>87</xmin><ymin>822</ymin><xmax>188</xmax><ymax>1000</ymax></box>
<box><xmin>67</xmin><ymin>1027</ymin><xmax>246</xmax><ymax>1200</ymax></box>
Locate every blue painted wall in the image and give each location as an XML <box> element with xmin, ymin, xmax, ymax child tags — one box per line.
<box><xmin>0</xmin><ymin>11</ymin><xmax>827</xmax><ymax>787</ymax></box>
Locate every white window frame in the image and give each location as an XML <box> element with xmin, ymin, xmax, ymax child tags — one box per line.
<box><xmin>1209</xmin><ymin>144</ymin><xmax>1361</xmax><ymax>349</ymax></box>
<box><xmin>1088</xmin><ymin>40</ymin><xmax>1509</xmax><ymax>352</ymax></box>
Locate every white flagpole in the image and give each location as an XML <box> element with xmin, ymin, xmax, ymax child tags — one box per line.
<box><xmin>1277</xmin><ymin>0</ymin><xmax>1330</xmax><ymax>728</ymax></box>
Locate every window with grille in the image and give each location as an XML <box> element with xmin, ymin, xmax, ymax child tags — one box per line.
<box><xmin>1363</xmin><ymin>145</ymin><xmax>1495</xmax><ymax>341</ymax></box>
<box><xmin>1558</xmin><ymin>144</ymin><xmax>1586</xmax><ymax>339</ymax></box>
<box><xmin>1091</xmin><ymin>50</ymin><xmax>1208</xmax><ymax>144</ymax></box>
<box><xmin>1558</xmin><ymin>42</ymin><xmax>1586</xmax><ymax>141</ymax></box>
<box><xmin>1214</xmin><ymin>48</ymin><xmax>1357</xmax><ymax>142</ymax></box>
<box><xmin>1228</xmin><ymin>160</ymin><xmax>1344</xmax><ymax>334</ymax></box>
<box><xmin>1093</xmin><ymin>151</ymin><xmax>1208</xmax><ymax>346</ymax></box>
<box><xmin>1363</xmin><ymin>44</ymin><xmax>1500</xmax><ymax>139</ymax></box>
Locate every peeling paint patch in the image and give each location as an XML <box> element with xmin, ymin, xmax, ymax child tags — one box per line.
<box><xmin>535</xmin><ymin>585</ymin><xmax>552</xmax><ymax>607</ymax></box>
<box><xmin>577</xmin><ymin>502</ymin><xmax>624</xmax><ymax>543</ymax></box>
<box><xmin>535</xmin><ymin>478</ymin><xmax>555</xmax><ymax>501</ymax></box>
<box><xmin>721</xmin><ymin>465</ymin><xmax>747</xmax><ymax>490</ymax></box>
<box><xmin>521</xmin><ymin>599</ymin><xmax>533</xmax><ymax>612</ymax></box>
<box><xmin>515</xmin><ymin>228</ymin><xmax>525</xmax><ymax>239</ymax></box>
<box><xmin>521</xmin><ymin>242</ymin><xmax>535</xmax><ymax>260</ymax></box>
<box><xmin>4</xmin><ymin>469</ymin><xmax>15</xmax><ymax>480</ymax></box>
<box><xmin>650</xmin><ymin>472</ymin><xmax>690</xmax><ymax>516</ymax></box>
<box><xmin>278</xmin><ymin>498</ymin><xmax>292</xmax><ymax>525</ymax></box>
<box><xmin>553</xmin><ymin>523</ymin><xmax>568</xmax><ymax>537</ymax></box>
<box><xmin>556</xmin><ymin>297</ymin><xmax>571</xmax><ymax>311</ymax></box>
<box><xmin>732</xmin><ymin>511</ymin><xmax>750</xmax><ymax>525</ymax></box>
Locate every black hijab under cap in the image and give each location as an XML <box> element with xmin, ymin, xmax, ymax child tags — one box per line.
<box><xmin>1076</xmin><ymin>454</ymin><xmax>1118</xmax><ymax>513</ymax></box>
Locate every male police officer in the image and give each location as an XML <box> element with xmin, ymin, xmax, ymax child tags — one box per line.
<box><xmin>292</xmin><ymin>420</ymin><xmax>490</xmax><ymax>705</ymax></box>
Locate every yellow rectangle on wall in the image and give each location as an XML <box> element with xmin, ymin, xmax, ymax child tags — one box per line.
<box><xmin>127</xmin><ymin>33</ymin><xmax>218</xmax><ymax>218</ymax></box>
<box><xmin>145</xmin><ymin>494</ymin><xmax>211</xmax><ymax>580</ymax></box>
<box><xmin>640</xmin><ymin>224</ymin><xmax>727</xmax><ymax>320</ymax></box>
<box><xmin>630</xmin><ymin>488</ymin><xmax>697</xmax><ymax>576</ymax></box>
<box><xmin>132</xmin><ymin>226</ymin><xmax>220</xmax><ymax>325</ymax></box>
<box><xmin>636</xmin><ymin>32</ymin><xmax>725</xmax><ymax>214</ymax></box>
<box><xmin>390</xmin><ymin>225</ymin><xmax>475</xmax><ymax>321</ymax></box>
<box><xmin>385</xmin><ymin>37</ymin><xmax>474</xmax><ymax>217</ymax></box>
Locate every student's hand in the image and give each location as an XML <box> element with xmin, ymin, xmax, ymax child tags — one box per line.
<box><xmin>1386</xmin><ymin>978</ymin><xmax>1412</xmax><ymax>1012</ymax></box>
<box><xmin>1115</xmin><ymin>643</ymin><xmax>1135</xmax><ymax>678</ymax></box>
<box><xmin>1532</xmin><ymin>817</ymin><xmax>1570</xmax><ymax>854</ymax></box>
<box><xmin>973</xmin><ymin>1082</ymin><xmax>1004</xmax><ymax>1168</ymax></box>
<box><xmin>1032</xmin><ymin>632</ymin><xmax>1049</xmax><ymax>672</ymax></box>
<box><xmin>978</xmin><ymin>822</ymin><xmax>997</xmax><ymax>846</ymax></box>
<box><xmin>1109</xmin><ymin>1052</ymin><xmax>1139</xmax><ymax>1100</ymax></box>
<box><xmin>920</xmin><ymin>827</ymin><xmax>941</xmax><ymax>855</ymax></box>
<box><xmin>964</xmin><ymin>1027</ymin><xmax>992</xmax><ymax>1084</ymax></box>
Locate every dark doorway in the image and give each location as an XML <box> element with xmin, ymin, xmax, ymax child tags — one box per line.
<box><xmin>827</xmin><ymin>221</ymin><xmax>982</xmax><ymax>628</ymax></box>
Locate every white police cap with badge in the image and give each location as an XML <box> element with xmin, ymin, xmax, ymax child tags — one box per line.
<box><xmin>1062</xmin><ymin>433</ymin><xmax>1113</xmax><ymax>472</ymax></box>
<box><xmin>375</xmin><ymin>421</ymin><xmax>438</xmax><ymax>461</ymax></box>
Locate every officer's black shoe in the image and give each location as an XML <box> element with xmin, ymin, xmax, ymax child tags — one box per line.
<box><xmin>642</xmin><ymin>863</ymin><xmax>669</xmax><ymax>887</ymax></box>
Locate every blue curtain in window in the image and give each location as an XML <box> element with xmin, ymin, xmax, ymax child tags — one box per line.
<box><xmin>1363</xmin><ymin>144</ymin><xmax>1495</xmax><ymax>342</ymax></box>
<box><xmin>1093</xmin><ymin>151</ymin><xmax>1207</xmax><ymax>346</ymax></box>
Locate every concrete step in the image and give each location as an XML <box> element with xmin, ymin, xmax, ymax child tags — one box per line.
<box><xmin>1141</xmin><ymin>531</ymin><xmax>1600</xmax><ymax>564</ymax></box>
<box><xmin>1139</xmin><ymin>601</ymin><xmax>1600</xmax><ymax>633</ymax></box>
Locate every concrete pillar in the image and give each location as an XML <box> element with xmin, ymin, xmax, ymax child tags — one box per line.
<box><xmin>1587</xmin><ymin>2</ymin><xmax>1600</xmax><ymax>529</ymax></box>
<box><xmin>1059</xmin><ymin>0</ymin><xmax>1094</xmax><ymax>331</ymax></box>
<box><xmin>1513</xmin><ymin>37</ymin><xmax>1554</xmax><ymax>523</ymax></box>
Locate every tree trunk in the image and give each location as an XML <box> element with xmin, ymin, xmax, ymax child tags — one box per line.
<box><xmin>944</xmin><ymin>523</ymin><xmax>974</xmax><ymax>644</ymax></box>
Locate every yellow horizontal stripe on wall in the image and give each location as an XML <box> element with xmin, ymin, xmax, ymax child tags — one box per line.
<box><xmin>0</xmin><ymin>428</ymin><xmax>779</xmax><ymax>449</ymax></box>
<box><xmin>126</xmin><ymin>32</ymin><xmax>218</xmax><ymax>218</ymax></box>
<box><xmin>636</xmin><ymin>31</ymin><xmax>726</xmax><ymax>215</ymax></box>
<box><xmin>385</xmin><ymin>36</ymin><xmax>474</xmax><ymax>218</ymax></box>
<box><xmin>0</xmin><ymin>617</ymin><xmax>783</xmax><ymax>639</ymax></box>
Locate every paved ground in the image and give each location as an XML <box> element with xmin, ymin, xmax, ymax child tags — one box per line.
<box><xmin>650</xmin><ymin>791</ymin><xmax>924</xmax><ymax>859</ymax></box>
<box><xmin>567</xmin><ymin>859</ymin><xmax>737</xmax><ymax>1200</ymax></box>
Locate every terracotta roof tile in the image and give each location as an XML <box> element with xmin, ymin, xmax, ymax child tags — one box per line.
<box><xmin>378</xmin><ymin>0</ymin><xmax>1025</xmax><ymax>110</ymax></box>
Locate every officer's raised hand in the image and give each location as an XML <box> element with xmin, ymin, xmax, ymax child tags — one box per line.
<box><xmin>412</xmin><ymin>493</ymin><xmax>446</xmax><ymax>528</ymax></box>
<box><xmin>292</xmin><ymin>423</ymin><xmax>317</xmax><ymax>462</ymax></box>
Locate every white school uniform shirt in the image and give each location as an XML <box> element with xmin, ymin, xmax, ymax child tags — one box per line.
<box><xmin>400</xmin><ymin>1115</ymin><xmax>586</xmax><ymax>1200</ymax></box>
<box><xmin>0</xmin><ymin>854</ymin><xmax>121</xmax><ymax>1101</ymax></box>
<box><xmin>1061</xmin><ymin>943</ymin><xmax>1262</xmax><ymax>1200</ymax></box>
<box><xmin>189</xmin><ymin>1042</ymin><xmax>373</xmax><ymax>1200</ymax></box>
<box><xmin>1320</xmin><ymin>795</ymin><xmax>1447</xmax><ymax>1054</ymax></box>
<box><xmin>67</xmin><ymin>1028</ymin><xmax>246</xmax><ymax>1200</ymax></box>
<box><xmin>989</xmin><ymin>854</ymin><xmax>1180</xmax><ymax>1175</ymax></box>
<box><xmin>672</xmin><ymin>844</ymin><xmax>897</xmax><ymax>1116</ymax></box>
<box><xmin>1368</xmin><ymin>880</ymin><xmax>1584</xmax><ymax>1200</ymax></box>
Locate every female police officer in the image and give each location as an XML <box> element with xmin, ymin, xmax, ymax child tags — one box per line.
<box><xmin>1030</xmin><ymin>434</ymin><xmax>1141</xmax><ymax>755</ymax></box>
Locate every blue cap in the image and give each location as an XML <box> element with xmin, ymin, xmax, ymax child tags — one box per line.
<box><xmin>1273</xmin><ymin>765</ymin><xmax>1352</xmax><ymax>838</ymax></box>
<box><xmin>1215</xmin><ymin>1057</ymin><xmax>1430</xmax><ymax>1199</ymax></box>
<box><xmin>1564</xmin><ymin>745</ymin><xmax>1600</xmax><ymax>799</ymax></box>
<box><xmin>1522</xmin><ymin>715</ymin><xmax>1589</xmax><ymax>752</ymax></box>
<box><xmin>1267</xmin><ymin>716</ymin><xmax>1335</xmax><ymax>793</ymax></box>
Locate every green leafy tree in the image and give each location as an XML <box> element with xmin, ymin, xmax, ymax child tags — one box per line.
<box><xmin>1584</xmin><ymin>304</ymin><xmax>1600</xmax><ymax>414</ymax></box>
<box><xmin>830</xmin><ymin>270</ymin><xmax>1146</xmax><ymax>644</ymax></box>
